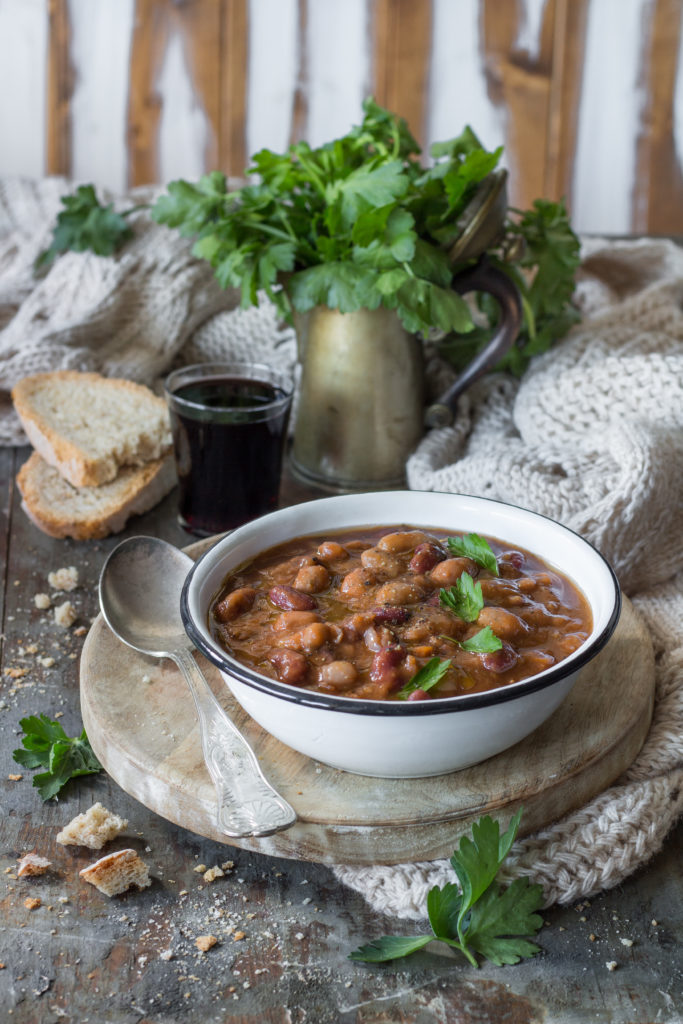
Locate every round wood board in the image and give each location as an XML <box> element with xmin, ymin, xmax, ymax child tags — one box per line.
<box><xmin>80</xmin><ymin>538</ymin><xmax>655</xmax><ymax>865</ymax></box>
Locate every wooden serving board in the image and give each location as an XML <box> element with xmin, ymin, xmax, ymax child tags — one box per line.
<box><xmin>80</xmin><ymin>539</ymin><xmax>655</xmax><ymax>865</ymax></box>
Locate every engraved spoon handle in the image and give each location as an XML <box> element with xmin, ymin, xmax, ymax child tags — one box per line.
<box><xmin>172</xmin><ymin>647</ymin><xmax>297</xmax><ymax>837</ymax></box>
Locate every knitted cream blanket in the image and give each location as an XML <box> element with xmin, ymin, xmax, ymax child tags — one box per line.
<box><xmin>1</xmin><ymin>178</ymin><xmax>681</xmax><ymax>916</ymax></box>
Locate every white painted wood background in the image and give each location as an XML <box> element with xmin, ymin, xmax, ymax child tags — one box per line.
<box><xmin>1</xmin><ymin>0</ymin><xmax>682</xmax><ymax>235</ymax></box>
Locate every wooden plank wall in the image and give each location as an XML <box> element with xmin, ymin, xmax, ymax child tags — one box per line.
<box><xmin>1</xmin><ymin>0</ymin><xmax>683</xmax><ymax>235</ymax></box>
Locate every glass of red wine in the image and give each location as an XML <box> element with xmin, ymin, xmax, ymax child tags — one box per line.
<box><xmin>165</xmin><ymin>361</ymin><xmax>294</xmax><ymax>536</ymax></box>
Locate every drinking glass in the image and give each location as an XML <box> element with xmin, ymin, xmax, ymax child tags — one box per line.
<box><xmin>165</xmin><ymin>361</ymin><xmax>294</xmax><ymax>536</ymax></box>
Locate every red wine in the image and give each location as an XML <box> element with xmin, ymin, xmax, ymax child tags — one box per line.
<box><xmin>168</xmin><ymin>375</ymin><xmax>292</xmax><ymax>535</ymax></box>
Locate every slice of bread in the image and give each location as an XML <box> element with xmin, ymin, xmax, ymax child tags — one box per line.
<box><xmin>17</xmin><ymin>450</ymin><xmax>176</xmax><ymax>540</ymax></box>
<box><xmin>79</xmin><ymin>849</ymin><xmax>151</xmax><ymax>897</ymax></box>
<box><xmin>56</xmin><ymin>802</ymin><xmax>129</xmax><ymax>849</ymax></box>
<box><xmin>12</xmin><ymin>371</ymin><xmax>172</xmax><ymax>487</ymax></box>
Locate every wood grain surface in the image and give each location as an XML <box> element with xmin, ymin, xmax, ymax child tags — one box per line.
<box><xmin>81</xmin><ymin>592</ymin><xmax>654</xmax><ymax>865</ymax></box>
<box><xmin>1</xmin><ymin>448</ymin><xmax>681</xmax><ymax>1024</ymax></box>
<box><xmin>8</xmin><ymin>0</ymin><xmax>682</xmax><ymax>233</ymax></box>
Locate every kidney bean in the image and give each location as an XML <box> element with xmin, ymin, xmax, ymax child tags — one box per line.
<box><xmin>429</xmin><ymin>557</ymin><xmax>478</xmax><ymax>586</ymax></box>
<box><xmin>369</xmin><ymin>647</ymin><xmax>405</xmax><ymax>693</ymax></box>
<box><xmin>477</xmin><ymin>605</ymin><xmax>528</xmax><ymax>641</ymax></box>
<box><xmin>373</xmin><ymin>606</ymin><xmax>410</xmax><ymax>625</ymax></box>
<box><xmin>268</xmin><ymin>584</ymin><xmax>317</xmax><ymax>611</ymax></box>
<box><xmin>409</xmin><ymin>542</ymin><xmax>446</xmax><ymax>573</ymax></box>
<box><xmin>498</xmin><ymin>550</ymin><xmax>525</xmax><ymax>578</ymax></box>
<box><xmin>360</xmin><ymin>547</ymin><xmax>402</xmax><ymax>577</ymax></box>
<box><xmin>318</xmin><ymin>660</ymin><xmax>359</xmax><ymax>691</ymax></box>
<box><xmin>407</xmin><ymin>688</ymin><xmax>430</xmax><ymax>701</ymax></box>
<box><xmin>340</xmin><ymin>567</ymin><xmax>377</xmax><ymax>599</ymax></box>
<box><xmin>280</xmin><ymin>621</ymin><xmax>331</xmax><ymax>653</ymax></box>
<box><xmin>272</xmin><ymin>610</ymin><xmax>319</xmax><ymax>633</ymax></box>
<box><xmin>293</xmin><ymin>564</ymin><xmax>330</xmax><ymax>593</ymax></box>
<box><xmin>315</xmin><ymin>541</ymin><xmax>348</xmax><ymax>564</ymax></box>
<box><xmin>363</xmin><ymin>625</ymin><xmax>397</xmax><ymax>652</ymax></box>
<box><xmin>374</xmin><ymin>581</ymin><xmax>422</xmax><ymax>606</ymax></box>
<box><xmin>481</xmin><ymin>643</ymin><xmax>518</xmax><ymax>673</ymax></box>
<box><xmin>269</xmin><ymin>649</ymin><xmax>309</xmax><ymax>685</ymax></box>
<box><xmin>376</xmin><ymin>531</ymin><xmax>428</xmax><ymax>553</ymax></box>
<box><xmin>341</xmin><ymin>611</ymin><xmax>375</xmax><ymax>641</ymax></box>
<box><xmin>269</xmin><ymin>554</ymin><xmax>314</xmax><ymax>583</ymax></box>
<box><xmin>214</xmin><ymin>587</ymin><xmax>256</xmax><ymax>622</ymax></box>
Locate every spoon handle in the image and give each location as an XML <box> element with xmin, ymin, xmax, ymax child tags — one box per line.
<box><xmin>172</xmin><ymin>648</ymin><xmax>297</xmax><ymax>838</ymax></box>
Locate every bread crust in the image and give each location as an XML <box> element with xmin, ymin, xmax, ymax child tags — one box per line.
<box><xmin>12</xmin><ymin>371</ymin><xmax>171</xmax><ymax>487</ymax></box>
<box><xmin>17</xmin><ymin>450</ymin><xmax>176</xmax><ymax>540</ymax></box>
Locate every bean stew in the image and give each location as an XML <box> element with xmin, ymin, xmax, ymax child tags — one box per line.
<box><xmin>208</xmin><ymin>525</ymin><xmax>593</xmax><ymax>701</ymax></box>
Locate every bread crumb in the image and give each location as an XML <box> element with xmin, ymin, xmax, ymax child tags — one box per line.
<box><xmin>80</xmin><ymin>849</ymin><xmax>151</xmax><ymax>897</ymax></box>
<box><xmin>38</xmin><ymin>657</ymin><xmax>55</xmax><ymax>668</ymax></box>
<box><xmin>203</xmin><ymin>866</ymin><xmax>224</xmax><ymax>883</ymax></box>
<box><xmin>8</xmin><ymin>774</ymin><xmax>23</xmax><ymax>782</ymax></box>
<box><xmin>34</xmin><ymin>593</ymin><xmax>51</xmax><ymax>610</ymax></box>
<box><xmin>233</xmin><ymin>931</ymin><xmax>246</xmax><ymax>942</ymax></box>
<box><xmin>73</xmin><ymin>626</ymin><xmax>87</xmax><ymax>637</ymax></box>
<box><xmin>24</xmin><ymin>644</ymin><xmax>38</xmax><ymax>655</ymax></box>
<box><xmin>193</xmin><ymin>864</ymin><xmax>206</xmax><ymax>873</ymax></box>
<box><xmin>195</xmin><ymin>935</ymin><xmax>217</xmax><ymax>952</ymax></box>
<box><xmin>159</xmin><ymin>949</ymin><xmax>173</xmax><ymax>961</ymax></box>
<box><xmin>606</xmin><ymin>961</ymin><xmax>618</xmax><ymax>971</ymax></box>
<box><xmin>0</xmin><ymin>963</ymin><xmax>5</xmax><ymax>969</ymax></box>
<box><xmin>48</xmin><ymin>567</ymin><xmax>79</xmax><ymax>592</ymax></box>
<box><xmin>589</xmin><ymin>933</ymin><xmax>596</xmax><ymax>942</ymax></box>
<box><xmin>4</xmin><ymin>667</ymin><xmax>28</xmax><ymax>678</ymax></box>
<box><xmin>620</xmin><ymin>938</ymin><xmax>634</xmax><ymax>947</ymax></box>
<box><xmin>24</xmin><ymin>897</ymin><xmax>41</xmax><ymax>910</ymax></box>
<box><xmin>54</xmin><ymin>601</ymin><xmax>77</xmax><ymax>628</ymax></box>
<box><xmin>57</xmin><ymin>803</ymin><xmax>128</xmax><ymax>849</ymax></box>
<box><xmin>221</xmin><ymin>860</ymin><xmax>234</xmax><ymax>871</ymax></box>
<box><xmin>651</xmin><ymin>919</ymin><xmax>658</xmax><ymax>926</ymax></box>
<box><xmin>17</xmin><ymin>854</ymin><xmax>51</xmax><ymax>877</ymax></box>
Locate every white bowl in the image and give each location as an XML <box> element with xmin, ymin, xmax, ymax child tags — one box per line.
<box><xmin>181</xmin><ymin>491</ymin><xmax>620</xmax><ymax>778</ymax></box>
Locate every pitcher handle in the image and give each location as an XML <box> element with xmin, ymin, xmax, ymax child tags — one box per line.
<box><xmin>424</xmin><ymin>257</ymin><xmax>523</xmax><ymax>429</ymax></box>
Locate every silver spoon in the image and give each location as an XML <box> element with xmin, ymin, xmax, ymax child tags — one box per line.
<box><xmin>98</xmin><ymin>535</ymin><xmax>297</xmax><ymax>838</ymax></box>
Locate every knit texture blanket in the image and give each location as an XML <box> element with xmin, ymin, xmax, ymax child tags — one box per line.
<box><xmin>1</xmin><ymin>178</ymin><xmax>681</xmax><ymax>916</ymax></box>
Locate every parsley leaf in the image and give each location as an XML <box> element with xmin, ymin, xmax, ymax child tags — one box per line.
<box><xmin>439</xmin><ymin>572</ymin><xmax>483</xmax><ymax>621</ymax></box>
<box><xmin>348</xmin><ymin>935</ymin><xmax>433</xmax><ymax>963</ymax></box>
<box><xmin>35</xmin><ymin>185</ymin><xmax>139</xmax><ymax>272</ymax></box>
<box><xmin>464</xmin><ymin>878</ymin><xmax>544</xmax><ymax>965</ymax></box>
<box><xmin>396</xmin><ymin>657</ymin><xmax>452</xmax><ymax>700</ymax></box>
<box><xmin>349</xmin><ymin>809</ymin><xmax>544</xmax><ymax>967</ymax></box>
<box><xmin>459</xmin><ymin>627</ymin><xmax>503</xmax><ymax>654</ymax></box>
<box><xmin>13</xmin><ymin>714</ymin><xmax>102</xmax><ymax>801</ymax></box>
<box><xmin>447</xmin><ymin>534</ymin><xmax>499</xmax><ymax>575</ymax></box>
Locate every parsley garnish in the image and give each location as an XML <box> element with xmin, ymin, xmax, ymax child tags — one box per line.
<box><xmin>440</xmin><ymin>626</ymin><xmax>503</xmax><ymax>655</ymax></box>
<box><xmin>396</xmin><ymin>657</ymin><xmax>452</xmax><ymax>700</ymax></box>
<box><xmin>447</xmin><ymin>534</ymin><xmax>499</xmax><ymax>575</ymax></box>
<box><xmin>13</xmin><ymin>714</ymin><xmax>102</xmax><ymax>801</ymax></box>
<box><xmin>459</xmin><ymin>627</ymin><xmax>503</xmax><ymax>654</ymax></box>
<box><xmin>439</xmin><ymin>572</ymin><xmax>483</xmax><ymax>621</ymax></box>
<box><xmin>35</xmin><ymin>185</ymin><xmax>142</xmax><ymax>273</ymax></box>
<box><xmin>349</xmin><ymin>809</ymin><xmax>544</xmax><ymax>967</ymax></box>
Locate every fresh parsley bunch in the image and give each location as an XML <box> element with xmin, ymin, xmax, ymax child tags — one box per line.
<box><xmin>151</xmin><ymin>98</ymin><xmax>579</xmax><ymax>368</ymax></box>
<box><xmin>350</xmin><ymin>809</ymin><xmax>544</xmax><ymax>967</ymax></box>
<box><xmin>13</xmin><ymin>714</ymin><xmax>102</xmax><ymax>801</ymax></box>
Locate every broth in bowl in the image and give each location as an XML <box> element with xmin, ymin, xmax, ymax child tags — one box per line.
<box><xmin>209</xmin><ymin>525</ymin><xmax>592</xmax><ymax>702</ymax></box>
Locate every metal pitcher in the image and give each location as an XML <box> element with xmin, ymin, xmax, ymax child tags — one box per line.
<box><xmin>289</xmin><ymin>171</ymin><xmax>523</xmax><ymax>490</ymax></box>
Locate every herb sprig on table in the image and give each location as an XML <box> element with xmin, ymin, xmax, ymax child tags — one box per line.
<box><xmin>35</xmin><ymin>185</ymin><xmax>143</xmax><ymax>272</ymax></box>
<box><xmin>350</xmin><ymin>808</ymin><xmax>544</xmax><ymax>967</ymax></box>
<box><xmin>13</xmin><ymin>714</ymin><xmax>102</xmax><ymax>801</ymax></box>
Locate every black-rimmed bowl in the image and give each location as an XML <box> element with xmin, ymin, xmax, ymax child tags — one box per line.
<box><xmin>181</xmin><ymin>491</ymin><xmax>620</xmax><ymax>778</ymax></box>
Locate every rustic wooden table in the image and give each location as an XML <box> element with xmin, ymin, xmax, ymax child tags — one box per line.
<box><xmin>0</xmin><ymin>445</ymin><xmax>681</xmax><ymax>1024</ymax></box>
